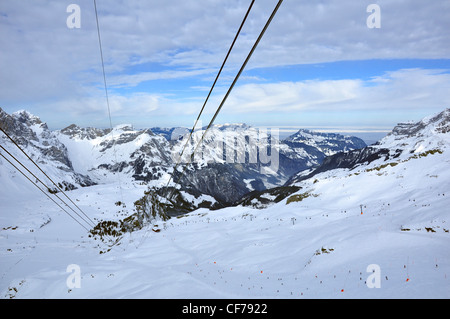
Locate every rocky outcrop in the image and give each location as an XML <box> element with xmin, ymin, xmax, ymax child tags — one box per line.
<box><xmin>0</xmin><ymin>107</ymin><xmax>96</xmax><ymax>190</ymax></box>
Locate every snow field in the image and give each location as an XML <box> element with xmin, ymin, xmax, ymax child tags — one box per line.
<box><xmin>1</xmin><ymin>125</ymin><xmax>450</xmax><ymax>298</ymax></box>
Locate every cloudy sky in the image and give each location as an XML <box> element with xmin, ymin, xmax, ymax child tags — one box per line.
<box><xmin>0</xmin><ymin>0</ymin><xmax>449</xmax><ymax>134</ymax></box>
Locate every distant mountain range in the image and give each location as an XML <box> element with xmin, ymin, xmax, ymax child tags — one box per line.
<box><xmin>0</xmin><ymin>107</ymin><xmax>367</xmax><ymax>207</ymax></box>
<box><xmin>238</xmin><ymin>108</ymin><xmax>450</xmax><ymax>208</ymax></box>
<box><xmin>2</xmin><ymin>107</ymin><xmax>449</xmax><ymax>299</ymax></box>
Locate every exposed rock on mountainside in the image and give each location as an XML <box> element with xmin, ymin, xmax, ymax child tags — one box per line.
<box><xmin>1</xmin><ymin>107</ymin><xmax>367</xmax><ymax>206</ymax></box>
<box><xmin>287</xmin><ymin>108</ymin><xmax>450</xmax><ymax>185</ymax></box>
<box><xmin>245</xmin><ymin>108</ymin><xmax>450</xmax><ymax>207</ymax></box>
<box><xmin>0</xmin><ymin>108</ymin><xmax>95</xmax><ymax>190</ymax></box>
<box><xmin>167</xmin><ymin>124</ymin><xmax>366</xmax><ymax>203</ymax></box>
<box><xmin>60</xmin><ymin>124</ymin><xmax>110</xmax><ymax>140</ymax></box>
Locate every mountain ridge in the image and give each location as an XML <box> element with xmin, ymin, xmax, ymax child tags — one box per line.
<box><xmin>1</xmin><ymin>108</ymin><xmax>450</xmax><ymax>299</ymax></box>
<box><xmin>239</xmin><ymin>108</ymin><xmax>450</xmax><ymax>208</ymax></box>
<box><xmin>287</xmin><ymin>108</ymin><xmax>450</xmax><ymax>185</ymax></box>
<box><xmin>0</xmin><ymin>106</ymin><xmax>367</xmax><ymax>205</ymax></box>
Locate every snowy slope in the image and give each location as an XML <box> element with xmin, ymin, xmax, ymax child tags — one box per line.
<box><xmin>2</xmin><ymin>107</ymin><xmax>367</xmax><ymax>206</ymax></box>
<box><xmin>1</xmin><ymin>109</ymin><xmax>449</xmax><ymax>299</ymax></box>
<box><xmin>283</xmin><ymin>129</ymin><xmax>366</xmax><ymax>159</ymax></box>
<box><xmin>170</xmin><ymin>124</ymin><xmax>366</xmax><ymax>202</ymax></box>
<box><xmin>0</xmin><ymin>109</ymin><xmax>95</xmax><ymax>191</ymax></box>
<box><xmin>374</xmin><ymin>108</ymin><xmax>450</xmax><ymax>157</ymax></box>
<box><xmin>56</xmin><ymin>123</ymin><xmax>173</xmax><ymax>185</ymax></box>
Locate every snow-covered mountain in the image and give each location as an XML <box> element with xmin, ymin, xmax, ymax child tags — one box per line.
<box><xmin>286</xmin><ymin>108</ymin><xmax>450</xmax><ymax>186</ymax></box>
<box><xmin>1</xmin><ymin>108</ymin><xmax>449</xmax><ymax>299</ymax></box>
<box><xmin>280</xmin><ymin>129</ymin><xmax>367</xmax><ymax>173</ymax></box>
<box><xmin>0</xmin><ymin>107</ymin><xmax>366</xmax><ymax>205</ymax></box>
<box><xmin>284</xmin><ymin>129</ymin><xmax>367</xmax><ymax>158</ymax></box>
<box><xmin>238</xmin><ymin>108</ymin><xmax>450</xmax><ymax>208</ymax></box>
<box><xmin>0</xmin><ymin>109</ymin><xmax>95</xmax><ymax>191</ymax></box>
<box><xmin>56</xmin><ymin>123</ymin><xmax>173</xmax><ymax>185</ymax></box>
<box><xmin>164</xmin><ymin>123</ymin><xmax>367</xmax><ymax>204</ymax></box>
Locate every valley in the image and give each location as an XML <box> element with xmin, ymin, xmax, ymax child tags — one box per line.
<box><xmin>1</xmin><ymin>108</ymin><xmax>449</xmax><ymax>299</ymax></box>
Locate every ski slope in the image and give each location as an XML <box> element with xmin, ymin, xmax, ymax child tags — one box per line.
<box><xmin>1</xmin><ymin>134</ymin><xmax>449</xmax><ymax>299</ymax></box>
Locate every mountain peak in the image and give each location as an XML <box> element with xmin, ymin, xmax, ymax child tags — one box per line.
<box><xmin>12</xmin><ymin>109</ymin><xmax>44</xmax><ymax>127</ymax></box>
<box><xmin>388</xmin><ymin>108</ymin><xmax>450</xmax><ymax>138</ymax></box>
<box><xmin>284</xmin><ymin>128</ymin><xmax>367</xmax><ymax>156</ymax></box>
<box><xmin>377</xmin><ymin>108</ymin><xmax>450</xmax><ymax>155</ymax></box>
<box><xmin>113</xmin><ymin>124</ymin><xmax>134</xmax><ymax>132</ymax></box>
<box><xmin>201</xmin><ymin>123</ymin><xmax>251</xmax><ymax>132</ymax></box>
<box><xmin>425</xmin><ymin>107</ymin><xmax>450</xmax><ymax>134</ymax></box>
<box><xmin>60</xmin><ymin>124</ymin><xmax>110</xmax><ymax>140</ymax></box>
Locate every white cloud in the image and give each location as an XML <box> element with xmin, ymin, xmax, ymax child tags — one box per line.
<box><xmin>1</xmin><ymin>0</ymin><xmax>449</xmax><ymax>92</ymax></box>
<box><xmin>246</xmin><ymin>0</ymin><xmax>450</xmax><ymax>68</ymax></box>
<box><xmin>221</xmin><ymin>68</ymin><xmax>450</xmax><ymax>114</ymax></box>
<box><xmin>7</xmin><ymin>68</ymin><xmax>449</xmax><ymax>130</ymax></box>
<box><xmin>0</xmin><ymin>0</ymin><xmax>449</xmax><ymax>128</ymax></box>
<box><xmin>39</xmin><ymin>91</ymin><xmax>206</xmax><ymax>128</ymax></box>
<box><xmin>43</xmin><ymin>92</ymin><xmax>161</xmax><ymax>119</ymax></box>
<box><xmin>107</xmin><ymin>68</ymin><xmax>216</xmax><ymax>88</ymax></box>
